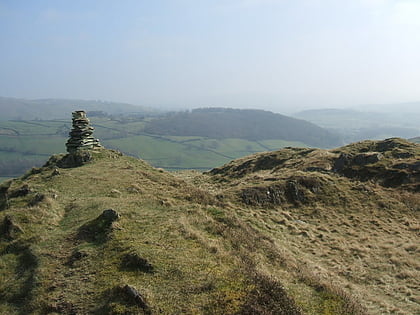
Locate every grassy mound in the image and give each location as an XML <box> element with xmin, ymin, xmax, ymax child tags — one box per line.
<box><xmin>0</xmin><ymin>139</ymin><xmax>418</xmax><ymax>314</ymax></box>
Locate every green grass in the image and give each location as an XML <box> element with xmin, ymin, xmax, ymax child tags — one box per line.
<box><xmin>3</xmin><ymin>140</ymin><xmax>417</xmax><ymax>313</ymax></box>
<box><xmin>103</xmin><ymin>135</ymin><xmax>227</xmax><ymax>169</ymax></box>
<box><xmin>0</xmin><ymin>120</ymin><xmax>68</xmax><ymax>135</ymax></box>
<box><xmin>0</xmin><ymin>118</ymin><xmax>309</xmax><ymax>176</ymax></box>
<box><xmin>0</xmin><ymin>150</ymin><xmax>298</xmax><ymax>314</ymax></box>
<box><xmin>104</xmin><ymin>136</ymin><xmax>308</xmax><ymax>170</ymax></box>
<box><xmin>0</xmin><ymin>135</ymin><xmax>66</xmax><ymax>154</ymax></box>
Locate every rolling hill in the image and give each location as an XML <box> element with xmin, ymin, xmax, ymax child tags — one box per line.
<box><xmin>0</xmin><ymin>116</ymin><xmax>306</xmax><ymax>179</ymax></box>
<box><xmin>0</xmin><ymin>108</ymin><xmax>341</xmax><ymax>179</ymax></box>
<box><xmin>0</xmin><ymin>138</ymin><xmax>418</xmax><ymax>314</ymax></box>
<box><xmin>410</xmin><ymin>137</ymin><xmax>420</xmax><ymax>144</ymax></box>
<box><xmin>145</xmin><ymin>108</ymin><xmax>342</xmax><ymax>148</ymax></box>
<box><xmin>0</xmin><ymin>97</ymin><xmax>155</xmax><ymax>121</ymax></box>
<box><xmin>293</xmin><ymin>108</ymin><xmax>420</xmax><ymax>142</ymax></box>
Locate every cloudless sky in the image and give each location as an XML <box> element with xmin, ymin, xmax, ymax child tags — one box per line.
<box><xmin>1</xmin><ymin>0</ymin><xmax>420</xmax><ymax>112</ymax></box>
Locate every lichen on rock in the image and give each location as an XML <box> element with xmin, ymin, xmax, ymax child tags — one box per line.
<box><xmin>65</xmin><ymin>110</ymin><xmax>101</xmax><ymax>153</ymax></box>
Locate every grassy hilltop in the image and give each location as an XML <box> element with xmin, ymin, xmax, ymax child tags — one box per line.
<box><xmin>0</xmin><ymin>138</ymin><xmax>419</xmax><ymax>314</ymax></box>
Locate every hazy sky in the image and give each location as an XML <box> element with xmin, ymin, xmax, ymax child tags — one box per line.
<box><xmin>1</xmin><ymin>0</ymin><xmax>420</xmax><ymax>112</ymax></box>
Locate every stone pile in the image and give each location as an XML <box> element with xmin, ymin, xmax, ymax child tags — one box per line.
<box><xmin>66</xmin><ymin>110</ymin><xmax>101</xmax><ymax>153</ymax></box>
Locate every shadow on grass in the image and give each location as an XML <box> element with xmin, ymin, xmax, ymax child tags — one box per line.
<box><xmin>95</xmin><ymin>285</ymin><xmax>151</xmax><ymax>315</ymax></box>
<box><xmin>0</xmin><ymin>240</ymin><xmax>39</xmax><ymax>315</ymax></box>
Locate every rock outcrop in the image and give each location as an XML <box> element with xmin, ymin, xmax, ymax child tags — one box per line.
<box><xmin>121</xmin><ymin>252</ymin><xmax>154</xmax><ymax>272</ymax></box>
<box><xmin>65</xmin><ymin>110</ymin><xmax>101</xmax><ymax>153</ymax></box>
<box><xmin>0</xmin><ymin>215</ymin><xmax>23</xmax><ymax>239</ymax></box>
<box><xmin>77</xmin><ymin>209</ymin><xmax>120</xmax><ymax>243</ymax></box>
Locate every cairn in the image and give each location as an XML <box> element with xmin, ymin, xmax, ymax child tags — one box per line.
<box><xmin>65</xmin><ymin>110</ymin><xmax>101</xmax><ymax>153</ymax></box>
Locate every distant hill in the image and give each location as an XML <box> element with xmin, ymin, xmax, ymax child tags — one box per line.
<box><xmin>351</xmin><ymin>101</ymin><xmax>420</xmax><ymax>114</ymax></box>
<box><xmin>0</xmin><ymin>116</ymin><xmax>307</xmax><ymax>178</ymax></box>
<box><xmin>0</xmin><ymin>97</ymin><xmax>156</xmax><ymax>120</ymax></box>
<box><xmin>294</xmin><ymin>108</ymin><xmax>420</xmax><ymax>142</ymax></box>
<box><xmin>145</xmin><ymin>108</ymin><xmax>342</xmax><ymax>148</ymax></box>
<box><xmin>410</xmin><ymin>137</ymin><xmax>420</xmax><ymax>144</ymax></box>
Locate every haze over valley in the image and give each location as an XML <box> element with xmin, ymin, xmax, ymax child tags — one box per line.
<box><xmin>0</xmin><ymin>96</ymin><xmax>418</xmax><ymax>181</ymax></box>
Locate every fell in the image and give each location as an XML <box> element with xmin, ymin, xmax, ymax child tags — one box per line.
<box><xmin>0</xmin><ymin>138</ymin><xmax>418</xmax><ymax>314</ymax></box>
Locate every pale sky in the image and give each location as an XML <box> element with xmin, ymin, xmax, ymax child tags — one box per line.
<box><xmin>1</xmin><ymin>0</ymin><xmax>420</xmax><ymax>112</ymax></box>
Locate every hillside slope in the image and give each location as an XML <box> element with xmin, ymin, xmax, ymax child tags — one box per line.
<box><xmin>0</xmin><ymin>97</ymin><xmax>154</xmax><ymax>120</ymax></box>
<box><xmin>293</xmin><ymin>109</ymin><xmax>420</xmax><ymax>142</ymax></box>
<box><xmin>1</xmin><ymin>138</ymin><xmax>419</xmax><ymax>314</ymax></box>
<box><xmin>145</xmin><ymin>108</ymin><xmax>342</xmax><ymax>148</ymax></box>
<box><xmin>199</xmin><ymin>138</ymin><xmax>419</xmax><ymax>314</ymax></box>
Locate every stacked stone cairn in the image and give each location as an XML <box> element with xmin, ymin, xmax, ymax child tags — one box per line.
<box><xmin>66</xmin><ymin>110</ymin><xmax>102</xmax><ymax>153</ymax></box>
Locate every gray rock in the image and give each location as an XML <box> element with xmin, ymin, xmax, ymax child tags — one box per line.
<box><xmin>101</xmin><ymin>209</ymin><xmax>120</xmax><ymax>222</ymax></box>
<box><xmin>28</xmin><ymin>193</ymin><xmax>46</xmax><ymax>207</ymax></box>
<box><xmin>393</xmin><ymin>161</ymin><xmax>420</xmax><ymax>171</ymax></box>
<box><xmin>1</xmin><ymin>215</ymin><xmax>23</xmax><ymax>239</ymax></box>
<box><xmin>123</xmin><ymin>285</ymin><xmax>150</xmax><ymax>312</ymax></box>
<box><xmin>333</xmin><ymin>153</ymin><xmax>352</xmax><ymax>171</ymax></box>
<box><xmin>56</xmin><ymin>151</ymin><xmax>92</xmax><ymax>168</ymax></box>
<box><xmin>333</xmin><ymin>152</ymin><xmax>382</xmax><ymax>171</ymax></box>
<box><xmin>65</xmin><ymin>110</ymin><xmax>101</xmax><ymax>153</ymax></box>
<box><xmin>9</xmin><ymin>184</ymin><xmax>31</xmax><ymax>198</ymax></box>
<box><xmin>121</xmin><ymin>252</ymin><xmax>154</xmax><ymax>272</ymax></box>
<box><xmin>51</xmin><ymin>168</ymin><xmax>60</xmax><ymax>176</ymax></box>
<box><xmin>77</xmin><ymin>209</ymin><xmax>120</xmax><ymax>243</ymax></box>
<box><xmin>286</xmin><ymin>180</ymin><xmax>305</xmax><ymax>203</ymax></box>
<box><xmin>353</xmin><ymin>152</ymin><xmax>383</xmax><ymax>165</ymax></box>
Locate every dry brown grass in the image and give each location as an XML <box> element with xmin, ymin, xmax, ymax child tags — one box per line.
<box><xmin>1</xmin><ymin>140</ymin><xmax>419</xmax><ymax>314</ymax></box>
<box><xmin>179</xmin><ymin>139</ymin><xmax>420</xmax><ymax>314</ymax></box>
